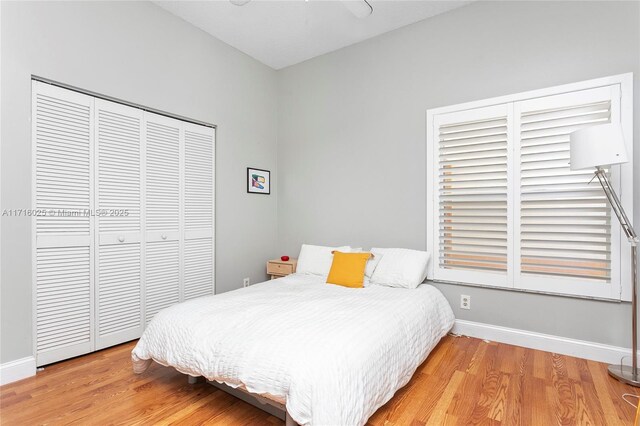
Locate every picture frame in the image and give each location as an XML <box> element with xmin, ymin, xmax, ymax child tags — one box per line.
<box><xmin>247</xmin><ymin>167</ymin><xmax>270</xmax><ymax>194</ymax></box>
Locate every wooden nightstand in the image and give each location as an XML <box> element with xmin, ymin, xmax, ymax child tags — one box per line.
<box><xmin>267</xmin><ymin>258</ymin><xmax>297</xmax><ymax>280</ymax></box>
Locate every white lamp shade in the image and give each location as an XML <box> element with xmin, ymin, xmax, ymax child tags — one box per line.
<box><xmin>569</xmin><ymin>123</ymin><xmax>628</xmax><ymax>170</ymax></box>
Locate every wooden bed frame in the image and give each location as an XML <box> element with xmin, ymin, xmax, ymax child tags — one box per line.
<box><xmin>187</xmin><ymin>375</ymin><xmax>299</xmax><ymax>425</ymax></box>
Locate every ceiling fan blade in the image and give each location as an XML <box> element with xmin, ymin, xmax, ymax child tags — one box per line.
<box><xmin>341</xmin><ymin>0</ymin><xmax>373</xmax><ymax>18</ymax></box>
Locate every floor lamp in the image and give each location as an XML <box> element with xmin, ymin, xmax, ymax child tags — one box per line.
<box><xmin>570</xmin><ymin>123</ymin><xmax>639</xmax><ymax>387</ymax></box>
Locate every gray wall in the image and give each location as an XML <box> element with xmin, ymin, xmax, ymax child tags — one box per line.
<box><xmin>1</xmin><ymin>0</ymin><xmax>639</xmax><ymax>366</ymax></box>
<box><xmin>0</xmin><ymin>1</ymin><xmax>278</xmax><ymax>363</ymax></box>
<box><xmin>277</xmin><ymin>1</ymin><xmax>640</xmax><ymax>347</ymax></box>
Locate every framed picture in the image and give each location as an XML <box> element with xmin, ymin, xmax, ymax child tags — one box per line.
<box><xmin>247</xmin><ymin>167</ymin><xmax>270</xmax><ymax>194</ymax></box>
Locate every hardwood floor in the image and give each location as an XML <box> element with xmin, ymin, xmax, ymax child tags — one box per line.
<box><xmin>1</xmin><ymin>336</ymin><xmax>638</xmax><ymax>425</ymax></box>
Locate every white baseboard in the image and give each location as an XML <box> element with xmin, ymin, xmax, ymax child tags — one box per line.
<box><xmin>452</xmin><ymin>319</ymin><xmax>638</xmax><ymax>365</ymax></box>
<box><xmin>0</xmin><ymin>356</ymin><xmax>36</xmax><ymax>385</ymax></box>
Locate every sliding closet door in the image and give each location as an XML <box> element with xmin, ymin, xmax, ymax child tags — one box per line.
<box><xmin>94</xmin><ymin>99</ymin><xmax>144</xmax><ymax>349</ymax></box>
<box><xmin>33</xmin><ymin>80</ymin><xmax>215</xmax><ymax>364</ymax></box>
<box><xmin>183</xmin><ymin>123</ymin><xmax>215</xmax><ymax>300</ymax></box>
<box><xmin>144</xmin><ymin>113</ymin><xmax>181</xmax><ymax>323</ymax></box>
<box><xmin>32</xmin><ymin>81</ymin><xmax>95</xmax><ymax>366</ymax></box>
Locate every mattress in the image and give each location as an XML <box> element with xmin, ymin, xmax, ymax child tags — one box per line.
<box><xmin>131</xmin><ymin>273</ymin><xmax>454</xmax><ymax>426</ymax></box>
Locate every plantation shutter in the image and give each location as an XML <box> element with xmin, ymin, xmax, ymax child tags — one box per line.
<box><xmin>95</xmin><ymin>99</ymin><xmax>143</xmax><ymax>349</ymax></box>
<box><xmin>432</xmin><ymin>104</ymin><xmax>512</xmax><ymax>287</ymax></box>
<box><xmin>33</xmin><ymin>81</ymin><xmax>94</xmax><ymax>366</ymax></box>
<box><xmin>183</xmin><ymin>123</ymin><xmax>215</xmax><ymax>300</ymax></box>
<box><xmin>143</xmin><ymin>112</ymin><xmax>182</xmax><ymax>323</ymax></box>
<box><xmin>514</xmin><ymin>85</ymin><xmax>621</xmax><ymax>299</ymax></box>
<box><xmin>428</xmin><ymin>79</ymin><xmax>627</xmax><ymax>300</ymax></box>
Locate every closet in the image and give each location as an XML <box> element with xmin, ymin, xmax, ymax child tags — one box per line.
<box><xmin>32</xmin><ymin>81</ymin><xmax>215</xmax><ymax>366</ymax></box>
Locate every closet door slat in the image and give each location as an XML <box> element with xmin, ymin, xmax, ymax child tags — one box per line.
<box><xmin>144</xmin><ymin>113</ymin><xmax>182</xmax><ymax>323</ymax></box>
<box><xmin>95</xmin><ymin>99</ymin><xmax>143</xmax><ymax>350</ymax></box>
<box><xmin>145</xmin><ymin>240</ymin><xmax>180</xmax><ymax>322</ymax></box>
<box><xmin>183</xmin><ymin>123</ymin><xmax>215</xmax><ymax>300</ymax></box>
<box><xmin>33</xmin><ymin>81</ymin><xmax>94</xmax><ymax>366</ymax></box>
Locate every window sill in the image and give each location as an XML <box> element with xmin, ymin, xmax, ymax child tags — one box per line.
<box><xmin>425</xmin><ymin>279</ymin><xmax>625</xmax><ymax>303</ymax></box>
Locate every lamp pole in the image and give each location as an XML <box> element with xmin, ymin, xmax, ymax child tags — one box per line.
<box><xmin>594</xmin><ymin>167</ymin><xmax>640</xmax><ymax>386</ymax></box>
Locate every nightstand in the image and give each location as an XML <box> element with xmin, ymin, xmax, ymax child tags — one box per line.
<box><xmin>267</xmin><ymin>258</ymin><xmax>297</xmax><ymax>280</ymax></box>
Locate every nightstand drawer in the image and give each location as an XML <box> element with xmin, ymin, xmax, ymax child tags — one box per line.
<box><xmin>267</xmin><ymin>262</ymin><xmax>293</xmax><ymax>276</ymax></box>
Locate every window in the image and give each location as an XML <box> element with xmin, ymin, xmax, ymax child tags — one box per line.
<box><xmin>426</xmin><ymin>74</ymin><xmax>633</xmax><ymax>300</ymax></box>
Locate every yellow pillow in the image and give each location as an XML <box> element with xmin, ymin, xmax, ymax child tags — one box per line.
<box><xmin>326</xmin><ymin>251</ymin><xmax>372</xmax><ymax>288</ymax></box>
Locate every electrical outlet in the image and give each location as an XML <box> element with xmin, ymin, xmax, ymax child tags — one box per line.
<box><xmin>243</xmin><ymin>277</ymin><xmax>250</xmax><ymax>288</ymax></box>
<box><xmin>460</xmin><ymin>294</ymin><xmax>471</xmax><ymax>310</ymax></box>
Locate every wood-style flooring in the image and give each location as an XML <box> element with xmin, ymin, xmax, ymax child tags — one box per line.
<box><xmin>1</xmin><ymin>336</ymin><xmax>638</xmax><ymax>425</ymax></box>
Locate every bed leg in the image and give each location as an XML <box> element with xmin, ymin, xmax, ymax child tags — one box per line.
<box><xmin>285</xmin><ymin>411</ymin><xmax>298</xmax><ymax>426</ymax></box>
<box><xmin>187</xmin><ymin>375</ymin><xmax>199</xmax><ymax>384</ymax></box>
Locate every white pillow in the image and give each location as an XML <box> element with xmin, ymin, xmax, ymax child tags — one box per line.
<box><xmin>365</xmin><ymin>248</ymin><xmax>386</xmax><ymax>278</ymax></box>
<box><xmin>350</xmin><ymin>247</ymin><xmax>382</xmax><ymax>278</ymax></box>
<box><xmin>369</xmin><ymin>248</ymin><xmax>431</xmax><ymax>289</ymax></box>
<box><xmin>296</xmin><ymin>244</ymin><xmax>351</xmax><ymax>276</ymax></box>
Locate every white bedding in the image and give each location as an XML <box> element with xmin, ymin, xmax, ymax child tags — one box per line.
<box><xmin>131</xmin><ymin>274</ymin><xmax>454</xmax><ymax>426</ymax></box>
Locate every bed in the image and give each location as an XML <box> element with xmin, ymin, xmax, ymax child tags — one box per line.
<box><xmin>131</xmin><ymin>273</ymin><xmax>454</xmax><ymax>425</ymax></box>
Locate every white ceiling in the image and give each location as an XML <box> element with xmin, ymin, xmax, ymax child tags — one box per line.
<box><xmin>154</xmin><ymin>1</ymin><xmax>472</xmax><ymax>70</ymax></box>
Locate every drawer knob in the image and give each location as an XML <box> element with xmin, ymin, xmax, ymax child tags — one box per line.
<box><xmin>161</xmin><ymin>234</ymin><xmax>168</xmax><ymax>240</ymax></box>
<box><xmin>118</xmin><ymin>236</ymin><xmax>125</xmax><ymax>243</ymax></box>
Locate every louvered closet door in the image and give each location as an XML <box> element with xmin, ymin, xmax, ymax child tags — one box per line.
<box><xmin>33</xmin><ymin>81</ymin><xmax>95</xmax><ymax>366</ymax></box>
<box><xmin>514</xmin><ymin>85</ymin><xmax>621</xmax><ymax>299</ymax></box>
<box><xmin>144</xmin><ymin>113</ymin><xmax>181</xmax><ymax>322</ymax></box>
<box><xmin>432</xmin><ymin>104</ymin><xmax>512</xmax><ymax>287</ymax></box>
<box><xmin>95</xmin><ymin>99</ymin><xmax>143</xmax><ymax>349</ymax></box>
<box><xmin>183</xmin><ymin>123</ymin><xmax>215</xmax><ymax>300</ymax></box>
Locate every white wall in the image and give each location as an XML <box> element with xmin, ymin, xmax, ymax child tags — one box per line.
<box><xmin>0</xmin><ymin>1</ymin><xmax>278</xmax><ymax>363</ymax></box>
<box><xmin>277</xmin><ymin>1</ymin><xmax>640</xmax><ymax>347</ymax></box>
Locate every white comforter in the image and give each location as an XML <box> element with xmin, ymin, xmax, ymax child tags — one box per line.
<box><xmin>131</xmin><ymin>274</ymin><xmax>454</xmax><ymax>426</ymax></box>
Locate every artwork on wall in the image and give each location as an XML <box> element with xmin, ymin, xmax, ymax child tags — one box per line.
<box><xmin>247</xmin><ymin>167</ymin><xmax>270</xmax><ymax>194</ymax></box>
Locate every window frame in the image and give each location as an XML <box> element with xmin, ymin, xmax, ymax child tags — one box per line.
<box><xmin>426</xmin><ymin>73</ymin><xmax>634</xmax><ymax>301</ymax></box>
